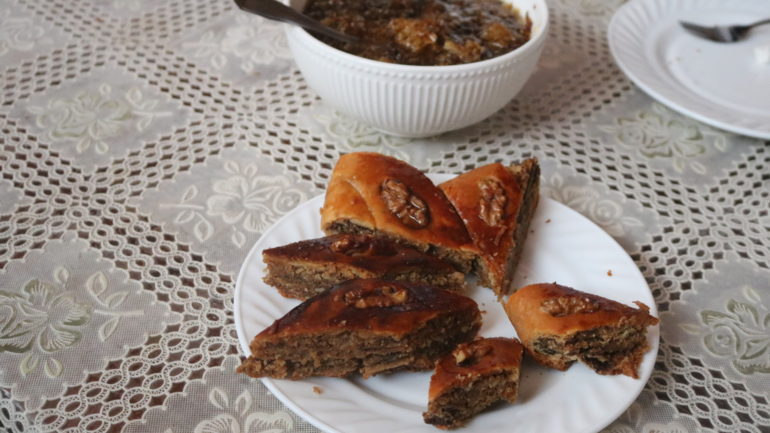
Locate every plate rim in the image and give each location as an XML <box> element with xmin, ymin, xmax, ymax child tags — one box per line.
<box><xmin>234</xmin><ymin>195</ymin><xmax>340</xmax><ymax>433</ymax></box>
<box><xmin>608</xmin><ymin>0</ymin><xmax>770</xmax><ymax>140</ymax></box>
<box><xmin>234</xmin><ymin>173</ymin><xmax>659</xmax><ymax>433</ymax></box>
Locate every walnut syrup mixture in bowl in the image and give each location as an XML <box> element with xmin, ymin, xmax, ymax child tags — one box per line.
<box><xmin>282</xmin><ymin>0</ymin><xmax>548</xmax><ymax>137</ymax></box>
<box><xmin>303</xmin><ymin>0</ymin><xmax>532</xmax><ymax>66</ymax></box>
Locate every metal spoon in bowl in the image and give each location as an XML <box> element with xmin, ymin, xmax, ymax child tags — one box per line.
<box><xmin>234</xmin><ymin>0</ymin><xmax>361</xmax><ymax>44</ymax></box>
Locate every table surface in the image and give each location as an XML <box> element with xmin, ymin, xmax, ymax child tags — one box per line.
<box><xmin>1</xmin><ymin>0</ymin><xmax>769</xmax><ymax>432</ymax></box>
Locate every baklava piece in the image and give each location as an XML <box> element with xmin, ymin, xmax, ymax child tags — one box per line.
<box><xmin>237</xmin><ymin>279</ymin><xmax>482</xmax><ymax>380</ymax></box>
<box><xmin>439</xmin><ymin>158</ymin><xmax>539</xmax><ymax>298</ymax></box>
<box><xmin>423</xmin><ymin>337</ymin><xmax>524</xmax><ymax>429</ymax></box>
<box><xmin>321</xmin><ymin>152</ymin><xmax>477</xmax><ymax>273</ymax></box>
<box><xmin>504</xmin><ymin>283</ymin><xmax>659</xmax><ymax>378</ymax></box>
<box><xmin>262</xmin><ymin>234</ymin><xmax>466</xmax><ymax>300</ymax></box>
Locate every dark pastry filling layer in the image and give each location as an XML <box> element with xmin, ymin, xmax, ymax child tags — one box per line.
<box><xmin>532</xmin><ymin>325</ymin><xmax>650</xmax><ymax>375</ymax></box>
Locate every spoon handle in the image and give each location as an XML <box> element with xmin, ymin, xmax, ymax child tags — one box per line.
<box><xmin>235</xmin><ymin>0</ymin><xmax>360</xmax><ymax>44</ymax></box>
<box><xmin>748</xmin><ymin>17</ymin><xmax>770</xmax><ymax>29</ymax></box>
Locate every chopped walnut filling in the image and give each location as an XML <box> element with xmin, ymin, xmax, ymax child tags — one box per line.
<box><xmin>336</xmin><ymin>285</ymin><xmax>409</xmax><ymax>308</ymax></box>
<box><xmin>328</xmin><ymin>235</ymin><xmax>398</xmax><ymax>257</ymax></box>
<box><xmin>541</xmin><ymin>295</ymin><xmax>600</xmax><ymax>317</ymax></box>
<box><xmin>389</xmin><ymin>17</ymin><xmax>439</xmax><ymax>53</ymax></box>
<box><xmin>303</xmin><ymin>0</ymin><xmax>532</xmax><ymax>66</ymax></box>
<box><xmin>478</xmin><ymin>179</ymin><xmax>507</xmax><ymax>227</ymax></box>
<box><xmin>380</xmin><ymin>179</ymin><xmax>431</xmax><ymax>229</ymax></box>
<box><xmin>329</xmin><ymin>236</ymin><xmax>370</xmax><ymax>256</ymax></box>
<box><xmin>453</xmin><ymin>342</ymin><xmax>493</xmax><ymax>366</ymax></box>
<box><xmin>443</xmin><ymin>39</ymin><xmax>482</xmax><ymax>63</ymax></box>
<box><xmin>481</xmin><ymin>22</ymin><xmax>514</xmax><ymax>50</ymax></box>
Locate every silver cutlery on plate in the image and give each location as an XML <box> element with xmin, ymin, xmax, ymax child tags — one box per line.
<box><xmin>680</xmin><ymin>17</ymin><xmax>770</xmax><ymax>42</ymax></box>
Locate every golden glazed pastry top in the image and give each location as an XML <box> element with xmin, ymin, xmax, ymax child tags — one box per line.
<box><xmin>257</xmin><ymin>279</ymin><xmax>481</xmax><ymax>341</ymax></box>
<box><xmin>321</xmin><ymin>152</ymin><xmax>475</xmax><ymax>253</ymax></box>
<box><xmin>428</xmin><ymin>337</ymin><xmax>523</xmax><ymax>401</ymax></box>
<box><xmin>439</xmin><ymin>163</ymin><xmax>524</xmax><ymax>275</ymax></box>
<box><xmin>262</xmin><ymin>234</ymin><xmax>459</xmax><ymax>275</ymax></box>
<box><xmin>504</xmin><ymin>283</ymin><xmax>660</xmax><ymax>344</ymax></box>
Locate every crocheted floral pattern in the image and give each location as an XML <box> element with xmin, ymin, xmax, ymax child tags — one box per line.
<box><xmin>162</xmin><ymin>160</ymin><xmax>307</xmax><ymax>247</ymax></box>
<box><xmin>0</xmin><ymin>266</ymin><xmax>149</xmax><ymax>379</ymax></box>
<box><xmin>313</xmin><ymin>109</ymin><xmax>414</xmax><ymax>162</ymax></box>
<box><xmin>0</xmin><ymin>8</ymin><xmax>49</xmax><ymax>55</ymax></box>
<box><xmin>605</xmin><ymin>421</ymin><xmax>690</xmax><ymax>433</ymax></box>
<box><xmin>29</xmin><ymin>84</ymin><xmax>170</xmax><ymax>154</ymax></box>
<box><xmin>696</xmin><ymin>286</ymin><xmax>770</xmax><ymax>375</ymax></box>
<box><xmin>0</xmin><ymin>276</ymin><xmax>91</xmax><ymax>378</ymax></box>
<box><xmin>206</xmin><ymin>161</ymin><xmax>306</xmax><ymax>236</ymax></box>
<box><xmin>192</xmin><ymin>388</ymin><xmax>294</xmax><ymax>433</ymax></box>
<box><xmin>600</xmin><ymin>103</ymin><xmax>727</xmax><ymax>174</ymax></box>
<box><xmin>184</xmin><ymin>14</ymin><xmax>291</xmax><ymax>74</ymax></box>
<box><xmin>541</xmin><ymin>173</ymin><xmax>643</xmax><ymax>237</ymax></box>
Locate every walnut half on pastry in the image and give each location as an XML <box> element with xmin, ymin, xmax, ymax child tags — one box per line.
<box><xmin>321</xmin><ymin>152</ymin><xmax>477</xmax><ymax>273</ymax></box>
<box><xmin>439</xmin><ymin>158</ymin><xmax>540</xmax><ymax>297</ymax></box>
<box><xmin>504</xmin><ymin>283</ymin><xmax>659</xmax><ymax>379</ymax></box>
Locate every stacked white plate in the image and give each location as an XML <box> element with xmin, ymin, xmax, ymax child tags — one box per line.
<box><xmin>609</xmin><ymin>0</ymin><xmax>770</xmax><ymax>139</ymax></box>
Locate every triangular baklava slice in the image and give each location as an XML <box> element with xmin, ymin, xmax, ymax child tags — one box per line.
<box><xmin>504</xmin><ymin>283</ymin><xmax>659</xmax><ymax>378</ymax></box>
<box><xmin>321</xmin><ymin>152</ymin><xmax>478</xmax><ymax>273</ymax></box>
<box><xmin>262</xmin><ymin>234</ymin><xmax>466</xmax><ymax>300</ymax></box>
<box><xmin>423</xmin><ymin>337</ymin><xmax>524</xmax><ymax>429</ymax></box>
<box><xmin>439</xmin><ymin>158</ymin><xmax>539</xmax><ymax>297</ymax></box>
<box><xmin>237</xmin><ymin>279</ymin><xmax>482</xmax><ymax>380</ymax></box>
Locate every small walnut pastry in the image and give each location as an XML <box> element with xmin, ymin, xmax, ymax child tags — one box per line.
<box><xmin>262</xmin><ymin>234</ymin><xmax>466</xmax><ymax>300</ymax></box>
<box><xmin>423</xmin><ymin>337</ymin><xmax>524</xmax><ymax>429</ymax></box>
<box><xmin>439</xmin><ymin>158</ymin><xmax>540</xmax><ymax>297</ymax></box>
<box><xmin>237</xmin><ymin>279</ymin><xmax>482</xmax><ymax>380</ymax></box>
<box><xmin>505</xmin><ymin>283</ymin><xmax>660</xmax><ymax>378</ymax></box>
<box><xmin>321</xmin><ymin>152</ymin><xmax>477</xmax><ymax>273</ymax></box>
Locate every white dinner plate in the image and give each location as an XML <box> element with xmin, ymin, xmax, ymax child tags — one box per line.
<box><xmin>609</xmin><ymin>0</ymin><xmax>770</xmax><ymax>139</ymax></box>
<box><xmin>235</xmin><ymin>174</ymin><xmax>659</xmax><ymax>433</ymax></box>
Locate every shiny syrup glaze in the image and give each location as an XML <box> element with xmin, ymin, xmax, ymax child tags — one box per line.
<box><xmin>429</xmin><ymin>337</ymin><xmax>523</xmax><ymax>400</ymax></box>
<box><xmin>259</xmin><ymin>278</ymin><xmax>480</xmax><ymax>337</ymax></box>
<box><xmin>440</xmin><ymin>163</ymin><xmax>523</xmax><ymax>271</ymax></box>
<box><xmin>303</xmin><ymin>0</ymin><xmax>531</xmax><ymax>66</ymax></box>
<box><xmin>324</xmin><ymin>152</ymin><xmax>475</xmax><ymax>249</ymax></box>
<box><xmin>505</xmin><ymin>283</ymin><xmax>659</xmax><ymax>343</ymax></box>
<box><xmin>263</xmin><ymin>234</ymin><xmax>458</xmax><ymax>275</ymax></box>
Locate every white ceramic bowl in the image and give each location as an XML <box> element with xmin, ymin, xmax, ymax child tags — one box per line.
<box><xmin>283</xmin><ymin>0</ymin><xmax>549</xmax><ymax>137</ymax></box>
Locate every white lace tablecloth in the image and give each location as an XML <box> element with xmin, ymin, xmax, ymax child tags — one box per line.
<box><xmin>1</xmin><ymin>0</ymin><xmax>769</xmax><ymax>431</ymax></box>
